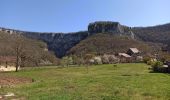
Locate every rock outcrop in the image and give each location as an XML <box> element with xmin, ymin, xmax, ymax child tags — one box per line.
<box><xmin>88</xmin><ymin>21</ymin><xmax>125</xmax><ymax>33</ymax></box>
<box><xmin>88</xmin><ymin>21</ymin><xmax>135</xmax><ymax>39</ymax></box>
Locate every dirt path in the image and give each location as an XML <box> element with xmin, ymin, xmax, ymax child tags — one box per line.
<box><xmin>0</xmin><ymin>75</ymin><xmax>33</xmax><ymax>100</ymax></box>
<box><xmin>0</xmin><ymin>75</ymin><xmax>33</xmax><ymax>87</ymax></box>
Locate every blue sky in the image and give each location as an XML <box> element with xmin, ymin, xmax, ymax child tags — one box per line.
<box><xmin>0</xmin><ymin>0</ymin><xmax>170</xmax><ymax>32</ymax></box>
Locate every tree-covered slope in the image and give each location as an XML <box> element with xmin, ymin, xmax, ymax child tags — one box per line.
<box><xmin>0</xmin><ymin>32</ymin><xmax>58</xmax><ymax>67</ymax></box>
<box><xmin>133</xmin><ymin>23</ymin><xmax>170</xmax><ymax>45</ymax></box>
<box><xmin>68</xmin><ymin>33</ymin><xmax>156</xmax><ymax>56</ymax></box>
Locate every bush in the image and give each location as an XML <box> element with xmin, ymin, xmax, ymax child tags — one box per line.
<box><xmin>143</xmin><ymin>56</ymin><xmax>150</xmax><ymax>63</ymax></box>
<box><xmin>147</xmin><ymin>60</ymin><xmax>154</xmax><ymax>65</ymax></box>
<box><xmin>151</xmin><ymin>61</ymin><xmax>166</xmax><ymax>72</ymax></box>
<box><xmin>93</xmin><ymin>57</ymin><xmax>102</xmax><ymax>65</ymax></box>
<box><xmin>60</xmin><ymin>56</ymin><xmax>73</xmax><ymax>67</ymax></box>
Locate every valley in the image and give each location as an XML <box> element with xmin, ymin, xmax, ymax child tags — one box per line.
<box><xmin>0</xmin><ymin>64</ymin><xmax>170</xmax><ymax>100</ymax></box>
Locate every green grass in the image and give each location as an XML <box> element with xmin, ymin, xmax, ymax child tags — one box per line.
<box><xmin>0</xmin><ymin>63</ymin><xmax>170</xmax><ymax>100</ymax></box>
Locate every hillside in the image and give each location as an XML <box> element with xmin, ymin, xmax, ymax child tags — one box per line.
<box><xmin>0</xmin><ymin>32</ymin><xmax>58</xmax><ymax>67</ymax></box>
<box><xmin>68</xmin><ymin>33</ymin><xmax>157</xmax><ymax>56</ymax></box>
<box><xmin>133</xmin><ymin>23</ymin><xmax>170</xmax><ymax>45</ymax></box>
<box><xmin>1</xmin><ymin>21</ymin><xmax>170</xmax><ymax>57</ymax></box>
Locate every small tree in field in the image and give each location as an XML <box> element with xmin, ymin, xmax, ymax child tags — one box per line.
<box><xmin>68</xmin><ymin>57</ymin><xmax>73</xmax><ymax>67</ymax></box>
<box><xmin>84</xmin><ymin>54</ymin><xmax>95</xmax><ymax>73</ymax></box>
<box><xmin>11</xmin><ymin>35</ymin><xmax>25</xmax><ymax>72</ymax></box>
<box><xmin>61</xmin><ymin>56</ymin><xmax>73</xmax><ymax>67</ymax></box>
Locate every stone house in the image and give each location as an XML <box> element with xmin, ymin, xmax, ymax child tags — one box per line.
<box><xmin>118</xmin><ymin>53</ymin><xmax>132</xmax><ymax>63</ymax></box>
<box><xmin>127</xmin><ymin>48</ymin><xmax>140</xmax><ymax>56</ymax></box>
<box><xmin>127</xmin><ymin>48</ymin><xmax>143</xmax><ymax>62</ymax></box>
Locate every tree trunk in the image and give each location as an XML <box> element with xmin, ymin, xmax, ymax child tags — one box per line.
<box><xmin>15</xmin><ymin>48</ymin><xmax>20</xmax><ymax>72</ymax></box>
<box><xmin>16</xmin><ymin>55</ymin><xmax>19</xmax><ymax>72</ymax></box>
<box><xmin>5</xmin><ymin>61</ymin><xmax>7</xmax><ymax>68</ymax></box>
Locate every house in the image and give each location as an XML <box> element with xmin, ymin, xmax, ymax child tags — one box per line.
<box><xmin>5</xmin><ymin>30</ymin><xmax>14</xmax><ymax>34</ymax></box>
<box><xmin>127</xmin><ymin>48</ymin><xmax>143</xmax><ymax>62</ymax></box>
<box><xmin>118</xmin><ymin>53</ymin><xmax>131</xmax><ymax>57</ymax></box>
<box><xmin>118</xmin><ymin>53</ymin><xmax>132</xmax><ymax>63</ymax></box>
<box><xmin>127</xmin><ymin>48</ymin><xmax>140</xmax><ymax>56</ymax></box>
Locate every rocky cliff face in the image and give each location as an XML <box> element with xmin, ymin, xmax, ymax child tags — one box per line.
<box><xmin>22</xmin><ymin>31</ymin><xmax>89</xmax><ymax>57</ymax></box>
<box><xmin>88</xmin><ymin>21</ymin><xmax>135</xmax><ymax>39</ymax></box>
<box><xmin>88</xmin><ymin>22</ymin><xmax>124</xmax><ymax>33</ymax></box>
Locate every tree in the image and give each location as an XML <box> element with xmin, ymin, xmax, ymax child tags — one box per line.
<box><xmin>61</xmin><ymin>56</ymin><xmax>73</xmax><ymax>67</ymax></box>
<box><xmin>151</xmin><ymin>61</ymin><xmax>166</xmax><ymax>72</ymax></box>
<box><xmin>11</xmin><ymin>34</ymin><xmax>25</xmax><ymax>72</ymax></box>
<box><xmin>101</xmin><ymin>55</ymin><xmax>110</xmax><ymax>64</ymax></box>
<box><xmin>71</xmin><ymin>54</ymin><xmax>86</xmax><ymax>66</ymax></box>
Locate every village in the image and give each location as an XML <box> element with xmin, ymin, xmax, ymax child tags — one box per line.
<box><xmin>88</xmin><ymin>48</ymin><xmax>143</xmax><ymax>64</ymax></box>
<box><xmin>1</xmin><ymin>47</ymin><xmax>170</xmax><ymax>73</ymax></box>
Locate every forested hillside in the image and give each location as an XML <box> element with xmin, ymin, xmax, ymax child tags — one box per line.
<box><xmin>68</xmin><ymin>33</ymin><xmax>158</xmax><ymax>56</ymax></box>
<box><xmin>0</xmin><ymin>32</ymin><xmax>58</xmax><ymax>67</ymax></box>
<box><xmin>133</xmin><ymin>23</ymin><xmax>170</xmax><ymax>45</ymax></box>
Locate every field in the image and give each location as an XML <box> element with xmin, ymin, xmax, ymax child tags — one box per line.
<box><xmin>0</xmin><ymin>63</ymin><xmax>170</xmax><ymax>100</ymax></box>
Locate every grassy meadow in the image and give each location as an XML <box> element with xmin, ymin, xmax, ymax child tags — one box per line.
<box><xmin>0</xmin><ymin>63</ymin><xmax>170</xmax><ymax>100</ymax></box>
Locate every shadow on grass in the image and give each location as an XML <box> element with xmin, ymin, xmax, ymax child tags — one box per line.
<box><xmin>149</xmin><ymin>70</ymin><xmax>170</xmax><ymax>74</ymax></box>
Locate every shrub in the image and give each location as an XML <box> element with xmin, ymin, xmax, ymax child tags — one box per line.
<box><xmin>143</xmin><ymin>56</ymin><xmax>150</xmax><ymax>63</ymax></box>
<box><xmin>151</xmin><ymin>61</ymin><xmax>165</xmax><ymax>72</ymax></box>
<box><xmin>147</xmin><ymin>60</ymin><xmax>154</xmax><ymax>65</ymax></box>
<box><xmin>60</xmin><ymin>56</ymin><xmax>73</xmax><ymax>67</ymax></box>
<box><xmin>93</xmin><ymin>57</ymin><xmax>102</xmax><ymax>65</ymax></box>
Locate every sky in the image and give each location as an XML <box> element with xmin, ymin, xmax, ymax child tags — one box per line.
<box><xmin>0</xmin><ymin>0</ymin><xmax>170</xmax><ymax>33</ymax></box>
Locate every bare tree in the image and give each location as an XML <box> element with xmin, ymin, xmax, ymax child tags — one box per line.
<box><xmin>11</xmin><ymin>34</ymin><xmax>25</xmax><ymax>72</ymax></box>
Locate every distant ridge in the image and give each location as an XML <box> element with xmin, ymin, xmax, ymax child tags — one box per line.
<box><xmin>1</xmin><ymin>21</ymin><xmax>170</xmax><ymax>57</ymax></box>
